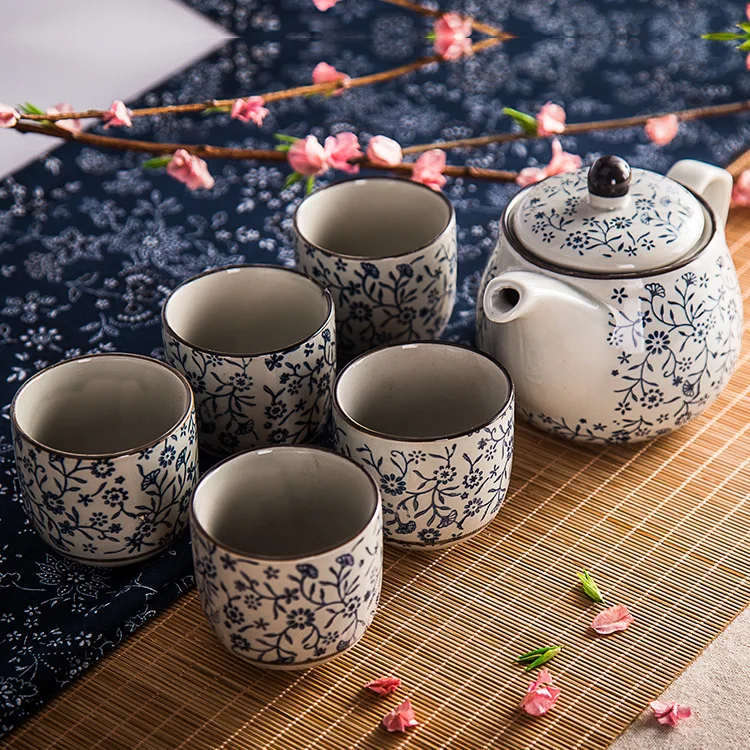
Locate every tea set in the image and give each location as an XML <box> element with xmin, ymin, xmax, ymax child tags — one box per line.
<box><xmin>9</xmin><ymin>157</ymin><xmax>742</xmax><ymax>669</ymax></box>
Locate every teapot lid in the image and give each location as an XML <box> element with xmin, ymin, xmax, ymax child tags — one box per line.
<box><xmin>511</xmin><ymin>155</ymin><xmax>707</xmax><ymax>275</ymax></box>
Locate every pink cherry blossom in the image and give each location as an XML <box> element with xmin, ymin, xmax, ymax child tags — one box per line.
<box><xmin>313</xmin><ymin>0</ymin><xmax>341</xmax><ymax>10</ymax></box>
<box><xmin>0</xmin><ymin>104</ymin><xmax>20</xmax><ymax>128</ymax></box>
<box><xmin>312</xmin><ymin>62</ymin><xmax>351</xmax><ymax>95</ymax></box>
<box><xmin>382</xmin><ymin>698</ymin><xmax>419</xmax><ymax>732</ymax></box>
<box><xmin>591</xmin><ymin>604</ymin><xmax>634</xmax><ymax>635</ymax></box>
<box><xmin>536</xmin><ymin>102</ymin><xmax>566</xmax><ymax>137</ymax></box>
<box><xmin>515</xmin><ymin>139</ymin><xmax>582</xmax><ymax>187</ymax></box>
<box><xmin>644</xmin><ymin>114</ymin><xmax>679</xmax><ymax>146</ymax></box>
<box><xmin>365</xmin><ymin>676</ymin><xmax>402</xmax><ymax>697</ymax></box>
<box><xmin>102</xmin><ymin>100</ymin><xmax>132</xmax><ymax>129</ymax></box>
<box><xmin>732</xmin><ymin>169</ymin><xmax>750</xmax><ymax>206</ymax></box>
<box><xmin>411</xmin><ymin>149</ymin><xmax>447</xmax><ymax>191</ymax></box>
<box><xmin>366</xmin><ymin>136</ymin><xmax>402</xmax><ymax>167</ymax></box>
<box><xmin>650</xmin><ymin>700</ymin><xmax>692</xmax><ymax>727</ymax></box>
<box><xmin>230</xmin><ymin>96</ymin><xmax>269</xmax><ymax>127</ymax></box>
<box><xmin>166</xmin><ymin>149</ymin><xmax>215</xmax><ymax>191</ymax></box>
<box><xmin>519</xmin><ymin>668</ymin><xmax>561</xmax><ymax>717</ymax></box>
<box><xmin>46</xmin><ymin>103</ymin><xmax>82</xmax><ymax>133</ymax></box>
<box><xmin>324</xmin><ymin>132</ymin><xmax>362</xmax><ymax>174</ymax></box>
<box><xmin>287</xmin><ymin>135</ymin><xmax>329</xmax><ymax>176</ymax></box>
<box><xmin>434</xmin><ymin>12</ymin><xmax>473</xmax><ymax>61</ymax></box>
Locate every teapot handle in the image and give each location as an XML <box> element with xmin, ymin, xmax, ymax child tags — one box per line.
<box><xmin>666</xmin><ymin>159</ymin><xmax>733</xmax><ymax>226</ymax></box>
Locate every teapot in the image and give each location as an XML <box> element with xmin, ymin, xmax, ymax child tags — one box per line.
<box><xmin>476</xmin><ymin>156</ymin><xmax>743</xmax><ymax>443</ymax></box>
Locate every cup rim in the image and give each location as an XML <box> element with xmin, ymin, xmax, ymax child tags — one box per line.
<box><xmin>161</xmin><ymin>264</ymin><xmax>334</xmax><ymax>358</ymax></box>
<box><xmin>333</xmin><ymin>341</ymin><xmax>515</xmax><ymax>443</ymax></box>
<box><xmin>189</xmin><ymin>445</ymin><xmax>381</xmax><ymax>561</ymax></box>
<box><xmin>293</xmin><ymin>176</ymin><xmax>456</xmax><ymax>261</ymax></box>
<box><xmin>10</xmin><ymin>352</ymin><xmax>194</xmax><ymax>460</ymax></box>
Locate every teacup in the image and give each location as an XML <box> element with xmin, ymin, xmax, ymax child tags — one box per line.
<box><xmin>162</xmin><ymin>264</ymin><xmax>336</xmax><ymax>456</ymax></box>
<box><xmin>333</xmin><ymin>342</ymin><xmax>514</xmax><ymax>548</ymax></box>
<box><xmin>294</xmin><ymin>177</ymin><xmax>457</xmax><ymax>356</ymax></box>
<box><xmin>190</xmin><ymin>445</ymin><xmax>383</xmax><ymax>669</ymax></box>
<box><xmin>11</xmin><ymin>353</ymin><xmax>198</xmax><ymax>566</ymax></box>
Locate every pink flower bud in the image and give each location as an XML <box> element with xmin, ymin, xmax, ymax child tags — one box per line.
<box><xmin>312</xmin><ymin>62</ymin><xmax>351</xmax><ymax>95</ymax></box>
<box><xmin>46</xmin><ymin>103</ymin><xmax>82</xmax><ymax>133</ymax></box>
<box><xmin>644</xmin><ymin>114</ymin><xmax>679</xmax><ymax>146</ymax></box>
<box><xmin>434</xmin><ymin>13</ymin><xmax>473</xmax><ymax>61</ymax></box>
<box><xmin>366</xmin><ymin>136</ymin><xmax>403</xmax><ymax>167</ymax></box>
<box><xmin>732</xmin><ymin>169</ymin><xmax>750</xmax><ymax>206</ymax></box>
<box><xmin>411</xmin><ymin>149</ymin><xmax>447</xmax><ymax>191</ymax></box>
<box><xmin>536</xmin><ymin>102</ymin><xmax>566</xmax><ymax>137</ymax></box>
<box><xmin>166</xmin><ymin>149</ymin><xmax>215</xmax><ymax>191</ymax></box>
<box><xmin>514</xmin><ymin>139</ymin><xmax>581</xmax><ymax>186</ymax></box>
<box><xmin>324</xmin><ymin>132</ymin><xmax>362</xmax><ymax>174</ymax></box>
<box><xmin>102</xmin><ymin>100</ymin><xmax>132</xmax><ymax>129</ymax></box>
<box><xmin>0</xmin><ymin>104</ymin><xmax>20</xmax><ymax>129</ymax></box>
<box><xmin>287</xmin><ymin>135</ymin><xmax>329</xmax><ymax>176</ymax></box>
<box><xmin>313</xmin><ymin>0</ymin><xmax>341</xmax><ymax>10</ymax></box>
<box><xmin>230</xmin><ymin>96</ymin><xmax>269</xmax><ymax>127</ymax></box>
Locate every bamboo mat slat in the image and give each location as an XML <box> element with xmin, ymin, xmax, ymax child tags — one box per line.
<box><xmin>5</xmin><ymin>154</ymin><xmax>750</xmax><ymax>750</ymax></box>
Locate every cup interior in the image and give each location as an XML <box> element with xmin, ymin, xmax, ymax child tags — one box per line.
<box><xmin>335</xmin><ymin>344</ymin><xmax>512</xmax><ymax>440</ymax></box>
<box><xmin>192</xmin><ymin>447</ymin><xmax>378</xmax><ymax>558</ymax></box>
<box><xmin>295</xmin><ymin>178</ymin><xmax>453</xmax><ymax>259</ymax></box>
<box><xmin>13</xmin><ymin>355</ymin><xmax>191</xmax><ymax>455</ymax></box>
<box><xmin>163</xmin><ymin>266</ymin><xmax>331</xmax><ymax>355</ymax></box>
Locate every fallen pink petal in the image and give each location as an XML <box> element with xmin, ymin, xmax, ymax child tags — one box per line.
<box><xmin>166</xmin><ymin>149</ymin><xmax>215</xmax><ymax>191</ymax></box>
<box><xmin>434</xmin><ymin>12</ymin><xmax>473</xmax><ymax>61</ymax></box>
<box><xmin>230</xmin><ymin>97</ymin><xmax>269</xmax><ymax>127</ymax></box>
<box><xmin>732</xmin><ymin>169</ymin><xmax>750</xmax><ymax>206</ymax></box>
<box><xmin>46</xmin><ymin>103</ymin><xmax>82</xmax><ymax>133</ymax></box>
<box><xmin>644</xmin><ymin>114</ymin><xmax>679</xmax><ymax>146</ymax></box>
<box><xmin>287</xmin><ymin>135</ymin><xmax>329</xmax><ymax>176</ymax></box>
<box><xmin>591</xmin><ymin>604</ymin><xmax>634</xmax><ymax>635</ymax></box>
<box><xmin>324</xmin><ymin>132</ymin><xmax>362</xmax><ymax>174</ymax></box>
<box><xmin>411</xmin><ymin>149</ymin><xmax>447</xmax><ymax>191</ymax></box>
<box><xmin>102</xmin><ymin>100</ymin><xmax>132</xmax><ymax>129</ymax></box>
<box><xmin>0</xmin><ymin>103</ymin><xmax>19</xmax><ymax>129</ymax></box>
<box><xmin>520</xmin><ymin>668</ymin><xmax>561</xmax><ymax>717</ymax></box>
<box><xmin>367</xmin><ymin>135</ymin><xmax>402</xmax><ymax>167</ymax></box>
<box><xmin>365</xmin><ymin>676</ymin><xmax>402</xmax><ymax>697</ymax></box>
<box><xmin>536</xmin><ymin>102</ymin><xmax>566</xmax><ymax>137</ymax></box>
<box><xmin>382</xmin><ymin>698</ymin><xmax>419</xmax><ymax>732</ymax></box>
<box><xmin>650</xmin><ymin>700</ymin><xmax>692</xmax><ymax>726</ymax></box>
<box><xmin>312</xmin><ymin>62</ymin><xmax>351</xmax><ymax>94</ymax></box>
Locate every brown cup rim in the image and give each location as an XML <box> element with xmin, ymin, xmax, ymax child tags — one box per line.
<box><xmin>10</xmin><ymin>352</ymin><xmax>195</xmax><ymax>460</ymax></box>
<box><xmin>161</xmin><ymin>264</ymin><xmax>334</xmax><ymax>358</ymax></box>
<box><xmin>333</xmin><ymin>340</ymin><xmax>515</xmax><ymax>443</ymax></box>
<box><xmin>293</xmin><ymin>176</ymin><xmax>456</xmax><ymax>261</ymax></box>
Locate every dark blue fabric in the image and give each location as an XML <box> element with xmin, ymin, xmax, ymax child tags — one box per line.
<box><xmin>1</xmin><ymin>0</ymin><xmax>749</xmax><ymax>734</ymax></box>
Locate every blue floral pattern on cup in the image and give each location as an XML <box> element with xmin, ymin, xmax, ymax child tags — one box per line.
<box><xmin>334</xmin><ymin>405</ymin><xmax>514</xmax><ymax>548</ymax></box>
<box><xmin>191</xmin><ymin>509</ymin><xmax>382</xmax><ymax>668</ymax></box>
<box><xmin>298</xmin><ymin>229</ymin><xmax>457</xmax><ymax>355</ymax></box>
<box><xmin>13</xmin><ymin>412</ymin><xmax>198</xmax><ymax>564</ymax></box>
<box><xmin>164</xmin><ymin>324</ymin><xmax>335</xmax><ymax>456</ymax></box>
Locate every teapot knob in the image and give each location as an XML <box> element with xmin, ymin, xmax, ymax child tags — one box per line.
<box><xmin>588</xmin><ymin>155</ymin><xmax>631</xmax><ymax>208</ymax></box>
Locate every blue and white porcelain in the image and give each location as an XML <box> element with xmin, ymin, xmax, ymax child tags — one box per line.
<box><xmin>295</xmin><ymin>178</ymin><xmax>457</xmax><ymax>356</ymax></box>
<box><xmin>162</xmin><ymin>265</ymin><xmax>336</xmax><ymax>456</ymax></box>
<box><xmin>11</xmin><ymin>353</ymin><xmax>198</xmax><ymax>566</ymax></box>
<box><xmin>478</xmin><ymin>156</ymin><xmax>743</xmax><ymax>443</ymax></box>
<box><xmin>190</xmin><ymin>446</ymin><xmax>383</xmax><ymax>669</ymax></box>
<box><xmin>332</xmin><ymin>342</ymin><xmax>514</xmax><ymax>549</ymax></box>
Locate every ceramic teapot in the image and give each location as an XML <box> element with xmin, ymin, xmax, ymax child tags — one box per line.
<box><xmin>476</xmin><ymin>156</ymin><xmax>743</xmax><ymax>443</ymax></box>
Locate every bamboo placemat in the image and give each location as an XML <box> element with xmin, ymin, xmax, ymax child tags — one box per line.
<box><xmin>5</xmin><ymin>158</ymin><xmax>750</xmax><ymax>750</ymax></box>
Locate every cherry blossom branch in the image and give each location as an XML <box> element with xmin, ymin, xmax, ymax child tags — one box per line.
<box><xmin>401</xmin><ymin>98</ymin><xmax>750</xmax><ymax>154</ymax></box>
<box><xmin>18</xmin><ymin>39</ymin><xmax>502</xmax><ymax>123</ymax></box>
<box><xmin>13</xmin><ymin>120</ymin><xmax>518</xmax><ymax>182</ymax></box>
<box><xmin>378</xmin><ymin>0</ymin><xmax>513</xmax><ymax>38</ymax></box>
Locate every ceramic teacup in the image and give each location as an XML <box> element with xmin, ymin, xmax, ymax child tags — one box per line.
<box><xmin>190</xmin><ymin>445</ymin><xmax>383</xmax><ymax>669</ymax></box>
<box><xmin>294</xmin><ymin>177</ymin><xmax>457</xmax><ymax>356</ymax></box>
<box><xmin>333</xmin><ymin>342</ymin><xmax>515</xmax><ymax>549</ymax></box>
<box><xmin>11</xmin><ymin>353</ymin><xmax>198</xmax><ymax>566</ymax></box>
<box><xmin>162</xmin><ymin>264</ymin><xmax>336</xmax><ymax>456</ymax></box>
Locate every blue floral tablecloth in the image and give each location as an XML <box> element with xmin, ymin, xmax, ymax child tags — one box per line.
<box><xmin>1</xmin><ymin>0</ymin><xmax>749</xmax><ymax>735</ymax></box>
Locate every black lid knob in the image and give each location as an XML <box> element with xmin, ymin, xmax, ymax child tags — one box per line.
<box><xmin>588</xmin><ymin>155</ymin><xmax>632</xmax><ymax>198</ymax></box>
